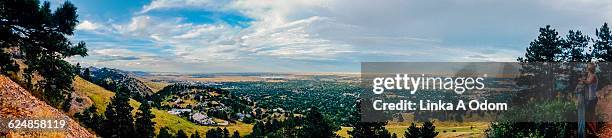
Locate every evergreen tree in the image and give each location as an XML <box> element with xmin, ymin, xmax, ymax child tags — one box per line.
<box><xmin>135</xmin><ymin>103</ymin><xmax>156</xmax><ymax>138</ymax></box>
<box><xmin>75</xmin><ymin>105</ymin><xmax>103</xmax><ymax>133</ymax></box>
<box><xmin>216</xmin><ymin>127</ymin><xmax>224</xmax><ymax>137</ymax></box>
<box><xmin>62</xmin><ymin>95</ymin><xmax>72</xmax><ymax>112</ymax></box>
<box><xmin>404</xmin><ymin>121</ymin><xmax>438</xmax><ymax>138</ymax></box>
<box><xmin>82</xmin><ymin>67</ymin><xmax>91</xmax><ymax>81</ymax></box>
<box><xmin>190</xmin><ymin>131</ymin><xmax>201</xmax><ymax>138</ymax></box>
<box><xmin>75</xmin><ymin>63</ymin><xmax>81</xmax><ymax>75</ymax></box>
<box><xmin>420</xmin><ymin>121</ymin><xmax>439</xmax><ymax>138</ymax></box>
<box><xmin>158</xmin><ymin>127</ymin><xmax>173</xmax><ymax>138</ymax></box>
<box><xmin>404</xmin><ymin>123</ymin><xmax>421</xmax><ymax>138</ymax></box>
<box><xmin>594</xmin><ymin>23</ymin><xmax>612</xmax><ymax>85</ymax></box>
<box><xmin>516</xmin><ymin>25</ymin><xmax>565</xmax><ymax>99</ymax></box>
<box><xmin>349</xmin><ymin>100</ymin><xmax>391</xmax><ymax>138</ymax></box>
<box><xmin>594</xmin><ymin>23</ymin><xmax>612</xmax><ymax>61</ymax></box>
<box><xmin>0</xmin><ymin>0</ymin><xmax>88</xmax><ymax>106</ymax></box>
<box><xmin>518</xmin><ymin>25</ymin><xmax>564</xmax><ymax>62</ymax></box>
<box><xmin>563</xmin><ymin>30</ymin><xmax>591</xmax><ymax>62</ymax></box>
<box><xmin>487</xmin><ymin>25</ymin><xmax>582</xmax><ymax>137</ymax></box>
<box><xmin>104</xmin><ymin>86</ymin><xmax>135</xmax><ymax>137</ymax></box>
<box><xmin>301</xmin><ymin>107</ymin><xmax>339</xmax><ymax>138</ymax></box>
<box><xmin>562</xmin><ymin>30</ymin><xmax>592</xmax><ymax>93</ymax></box>
<box><xmin>177</xmin><ymin>130</ymin><xmax>188</xmax><ymax>138</ymax></box>
<box><xmin>250</xmin><ymin>121</ymin><xmax>265</xmax><ymax>137</ymax></box>
<box><xmin>206</xmin><ymin>127</ymin><xmax>224</xmax><ymax>138</ymax></box>
<box><xmin>232</xmin><ymin>130</ymin><xmax>240</xmax><ymax>138</ymax></box>
<box><xmin>223</xmin><ymin>128</ymin><xmax>230</xmax><ymax>138</ymax></box>
<box><xmin>90</xmin><ymin>110</ymin><xmax>105</xmax><ymax>134</ymax></box>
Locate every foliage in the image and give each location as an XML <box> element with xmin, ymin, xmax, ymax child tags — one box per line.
<box><xmin>74</xmin><ymin>105</ymin><xmax>104</xmax><ymax>134</ymax></box>
<box><xmin>136</xmin><ymin>103</ymin><xmax>157</xmax><ymax>138</ymax></box>
<box><xmin>158</xmin><ymin>127</ymin><xmax>174</xmax><ymax>138</ymax></box>
<box><xmin>348</xmin><ymin>100</ymin><xmax>392</xmax><ymax>138</ymax></box>
<box><xmin>486</xmin><ymin>99</ymin><xmax>576</xmax><ymax>137</ymax></box>
<box><xmin>489</xmin><ymin>24</ymin><xmax>612</xmax><ymax>137</ymax></box>
<box><xmin>232</xmin><ymin>130</ymin><xmax>240</xmax><ymax>138</ymax></box>
<box><xmin>206</xmin><ymin>127</ymin><xmax>232</xmax><ymax>138</ymax></box>
<box><xmin>301</xmin><ymin>107</ymin><xmax>340</xmax><ymax>138</ymax></box>
<box><xmin>177</xmin><ymin>129</ymin><xmax>188</xmax><ymax>138</ymax></box>
<box><xmin>190</xmin><ymin>131</ymin><xmax>201</xmax><ymax>138</ymax></box>
<box><xmin>103</xmin><ymin>86</ymin><xmax>135</xmax><ymax>137</ymax></box>
<box><xmin>0</xmin><ymin>0</ymin><xmax>88</xmax><ymax>107</ymax></box>
<box><xmin>221</xmin><ymin>80</ymin><xmax>359</xmax><ymax>126</ymax></box>
<box><xmin>404</xmin><ymin>121</ymin><xmax>439</xmax><ymax>138</ymax></box>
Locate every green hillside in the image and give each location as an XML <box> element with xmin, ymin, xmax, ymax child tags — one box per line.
<box><xmin>73</xmin><ymin>76</ymin><xmax>253</xmax><ymax>136</ymax></box>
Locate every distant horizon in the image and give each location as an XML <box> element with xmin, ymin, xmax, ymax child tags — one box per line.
<box><xmin>87</xmin><ymin>66</ymin><xmax>362</xmax><ymax>74</ymax></box>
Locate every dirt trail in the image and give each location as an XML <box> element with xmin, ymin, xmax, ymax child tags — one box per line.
<box><xmin>0</xmin><ymin>75</ymin><xmax>94</xmax><ymax>138</ymax></box>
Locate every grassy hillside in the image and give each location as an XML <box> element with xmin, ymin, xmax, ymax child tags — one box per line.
<box><xmin>138</xmin><ymin>78</ymin><xmax>169</xmax><ymax>93</ymax></box>
<box><xmin>73</xmin><ymin>76</ymin><xmax>253</xmax><ymax>136</ymax></box>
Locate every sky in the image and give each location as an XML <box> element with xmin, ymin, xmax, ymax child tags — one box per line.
<box><xmin>54</xmin><ymin>0</ymin><xmax>612</xmax><ymax>73</ymax></box>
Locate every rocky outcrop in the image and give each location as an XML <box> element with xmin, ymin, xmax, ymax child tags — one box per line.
<box><xmin>0</xmin><ymin>75</ymin><xmax>95</xmax><ymax>138</ymax></box>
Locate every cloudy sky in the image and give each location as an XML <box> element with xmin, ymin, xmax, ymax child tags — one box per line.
<box><xmin>56</xmin><ymin>0</ymin><xmax>612</xmax><ymax>73</ymax></box>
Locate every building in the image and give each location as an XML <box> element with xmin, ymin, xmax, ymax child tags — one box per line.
<box><xmin>191</xmin><ymin>113</ymin><xmax>214</xmax><ymax>125</ymax></box>
<box><xmin>168</xmin><ymin>108</ymin><xmax>192</xmax><ymax>115</ymax></box>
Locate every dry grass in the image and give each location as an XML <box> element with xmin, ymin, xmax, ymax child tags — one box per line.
<box><xmin>336</xmin><ymin>121</ymin><xmax>488</xmax><ymax>138</ymax></box>
<box><xmin>137</xmin><ymin>78</ymin><xmax>169</xmax><ymax>93</ymax></box>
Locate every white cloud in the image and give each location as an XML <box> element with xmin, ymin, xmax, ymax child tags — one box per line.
<box><xmin>74</xmin><ymin>0</ymin><xmax>612</xmax><ymax>72</ymax></box>
<box><xmin>76</xmin><ymin>20</ymin><xmax>100</xmax><ymax>31</ymax></box>
<box><xmin>138</xmin><ymin>0</ymin><xmax>229</xmax><ymax>14</ymax></box>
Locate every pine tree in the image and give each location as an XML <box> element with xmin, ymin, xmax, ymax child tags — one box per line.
<box><xmin>190</xmin><ymin>131</ymin><xmax>201</xmax><ymax>138</ymax></box>
<box><xmin>251</xmin><ymin>121</ymin><xmax>265</xmax><ymax>136</ymax></box>
<box><xmin>158</xmin><ymin>127</ymin><xmax>173</xmax><ymax>138</ymax></box>
<box><xmin>62</xmin><ymin>94</ymin><xmax>72</xmax><ymax>112</ymax></box>
<box><xmin>420</xmin><ymin>121</ymin><xmax>439</xmax><ymax>138</ymax></box>
<box><xmin>562</xmin><ymin>30</ymin><xmax>591</xmax><ymax>93</ymax></box>
<box><xmin>594</xmin><ymin>23</ymin><xmax>612</xmax><ymax>85</ymax></box>
<box><xmin>404</xmin><ymin>121</ymin><xmax>439</xmax><ymax>138</ymax></box>
<box><xmin>518</xmin><ymin>25</ymin><xmax>564</xmax><ymax>62</ymax></box>
<box><xmin>349</xmin><ymin>100</ymin><xmax>391</xmax><ymax>138</ymax></box>
<box><xmin>82</xmin><ymin>67</ymin><xmax>92</xmax><ymax>81</ymax></box>
<box><xmin>216</xmin><ymin>127</ymin><xmax>224</xmax><ymax>137</ymax></box>
<box><xmin>516</xmin><ymin>25</ymin><xmax>565</xmax><ymax>98</ymax></box>
<box><xmin>177</xmin><ymin>130</ymin><xmax>188</xmax><ymax>138</ymax></box>
<box><xmin>300</xmin><ymin>107</ymin><xmax>339</xmax><ymax>138</ymax></box>
<box><xmin>594</xmin><ymin>23</ymin><xmax>612</xmax><ymax>61</ymax></box>
<box><xmin>206</xmin><ymin>127</ymin><xmax>224</xmax><ymax>138</ymax></box>
<box><xmin>404</xmin><ymin>122</ymin><xmax>421</xmax><ymax>138</ymax></box>
<box><xmin>75</xmin><ymin>63</ymin><xmax>81</xmax><ymax>75</ymax></box>
<box><xmin>135</xmin><ymin>102</ymin><xmax>156</xmax><ymax>138</ymax></box>
<box><xmin>104</xmin><ymin>86</ymin><xmax>135</xmax><ymax>137</ymax></box>
<box><xmin>563</xmin><ymin>30</ymin><xmax>590</xmax><ymax>62</ymax></box>
<box><xmin>232</xmin><ymin>130</ymin><xmax>240</xmax><ymax>138</ymax></box>
<box><xmin>0</xmin><ymin>0</ymin><xmax>88</xmax><ymax>106</ymax></box>
<box><xmin>223</xmin><ymin>128</ymin><xmax>230</xmax><ymax>138</ymax></box>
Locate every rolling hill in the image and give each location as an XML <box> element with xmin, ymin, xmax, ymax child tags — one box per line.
<box><xmin>84</xmin><ymin>67</ymin><xmax>154</xmax><ymax>101</ymax></box>
<box><xmin>72</xmin><ymin>76</ymin><xmax>253</xmax><ymax>136</ymax></box>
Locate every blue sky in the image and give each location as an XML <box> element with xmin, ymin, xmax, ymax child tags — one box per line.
<box><xmin>58</xmin><ymin>0</ymin><xmax>612</xmax><ymax>73</ymax></box>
